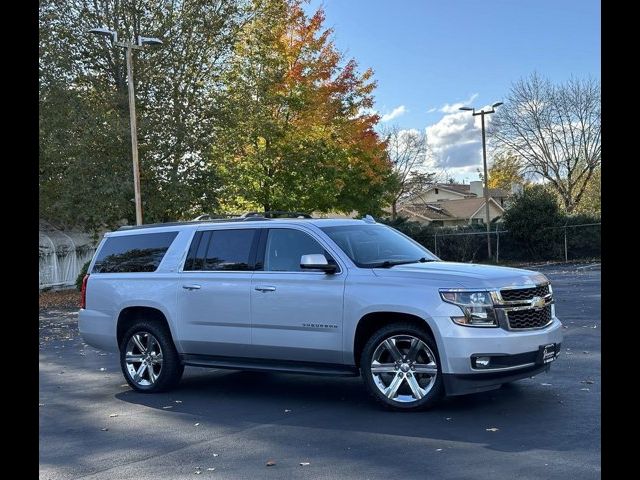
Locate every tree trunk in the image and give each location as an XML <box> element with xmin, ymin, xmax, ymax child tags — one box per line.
<box><xmin>391</xmin><ymin>202</ymin><xmax>397</xmax><ymax>220</ymax></box>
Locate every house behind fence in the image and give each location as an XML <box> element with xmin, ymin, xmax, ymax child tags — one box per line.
<box><xmin>396</xmin><ymin>181</ymin><xmax>518</xmax><ymax>227</ymax></box>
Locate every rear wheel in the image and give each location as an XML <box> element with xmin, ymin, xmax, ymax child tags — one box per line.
<box><xmin>360</xmin><ymin>323</ymin><xmax>444</xmax><ymax>411</ymax></box>
<box><xmin>119</xmin><ymin>320</ymin><xmax>184</xmax><ymax>393</ymax></box>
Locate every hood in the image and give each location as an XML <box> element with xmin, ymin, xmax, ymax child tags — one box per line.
<box><xmin>372</xmin><ymin>261</ymin><xmax>548</xmax><ymax>289</ymax></box>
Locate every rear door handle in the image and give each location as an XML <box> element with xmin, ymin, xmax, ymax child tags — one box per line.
<box><xmin>182</xmin><ymin>284</ymin><xmax>201</xmax><ymax>290</ymax></box>
<box><xmin>254</xmin><ymin>285</ymin><xmax>276</xmax><ymax>292</ymax></box>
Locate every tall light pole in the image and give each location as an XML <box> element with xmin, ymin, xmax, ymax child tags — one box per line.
<box><xmin>88</xmin><ymin>28</ymin><xmax>163</xmax><ymax>225</ymax></box>
<box><xmin>459</xmin><ymin>102</ymin><xmax>503</xmax><ymax>260</ymax></box>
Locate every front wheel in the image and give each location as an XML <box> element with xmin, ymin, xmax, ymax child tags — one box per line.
<box><xmin>360</xmin><ymin>323</ymin><xmax>444</xmax><ymax>411</ymax></box>
<box><xmin>119</xmin><ymin>320</ymin><xmax>184</xmax><ymax>393</ymax></box>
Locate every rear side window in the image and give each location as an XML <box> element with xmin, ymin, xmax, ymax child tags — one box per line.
<box><xmin>92</xmin><ymin>232</ymin><xmax>179</xmax><ymax>273</ymax></box>
<box><xmin>184</xmin><ymin>229</ymin><xmax>258</xmax><ymax>271</ymax></box>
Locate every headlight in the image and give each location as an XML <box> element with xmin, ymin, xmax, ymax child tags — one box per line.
<box><xmin>440</xmin><ymin>289</ymin><xmax>498</xmax><ymax>327</ymax></box>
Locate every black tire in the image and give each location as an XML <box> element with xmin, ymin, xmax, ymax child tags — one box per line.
<box><xmin>360</xmin><ymin>322</ymin><xmax>444</xmax><ymax>411</ymax></box>
<box><xmin>119</xmin><ymin>319</ymin><xmax>184</xmax><ymax>393</ymax></box>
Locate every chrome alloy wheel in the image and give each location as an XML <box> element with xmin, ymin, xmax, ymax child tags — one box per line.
<box><xmin>370</xmin><ymin>335</ymin><xmax>438</xmax><ymax>403</ymax></box>
<box><xmin>124</xmin><ymin>331</ymin><xmax>164</xmax><ymax>387</ymax></box>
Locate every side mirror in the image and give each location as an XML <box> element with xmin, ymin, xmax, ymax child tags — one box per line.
<box><xmin>300</xmin><ymin>254</ymin><xmax>337</xmax><ymax>274</ymax></box>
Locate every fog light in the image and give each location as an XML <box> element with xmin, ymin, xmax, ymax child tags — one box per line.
<box><xmin>475</xmin><ymin>357</ymin><xmax>491</xmax><ymax>368</ymax></box>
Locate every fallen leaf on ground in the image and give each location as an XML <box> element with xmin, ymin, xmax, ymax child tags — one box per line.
<box><xmin>39</xmin><ymin>403</ymin><xmax>45</xmax><ymax>407</ymax></box>
<box><xmin>99</xmin><ymin>368</ymin><xmax>106</xmax><ymax>372</ymax></box>
<box><xmin>445</xmin><ymin>417</ymin><xmax>452</xmax><ymax>421</ymax></box>
<box><xmin>284</xmin><ymin>409</ymin><xmax>291</xmax><ymax>413</ymax></box>
<box><xmin>194</xmin><ymin>423</ymin><xmax>200</xmax><ymax>426</ymax></box>
<box><xmin>580</xmin><ymin>388</ymin><xmax>590</xmax><ymax>391</ymax></box>
<box><xmin>300</xmin><ymin>462</ymin><xmax>310</xmax><ymax>466</ymax></box>
<box><xmin>109</xmin><ymin>414</ymin><xmax>118</xmax><ymax>418</ymax></box>
<box><xmin>207</xmin><ymin>468</ymin><xmax>215</xmax><ymax>471</ymax></box>
<box><xmin>175</xmin><ymin>400</ymin><xmax>183</xmax><ymax>403</ymax></box>
<box><xmin>162</xmin><ymin>405</ymin><xmax>173</xmax><ymax>409</ymax></box>
<box><xmin>541</xmin><ymin>383</ymin><xmax>552</xmax><ymax>386</ymax></box>
<box><xmin>436</xmin><ymin>448</ymin><xmax>443</xmax><ymax>452</ymax></box>
<box><xmin>581</xmin><ymin>380</ymin><xmax>595</xmax><ymax>385</ymax></box>
<box><xmin>212</xmin><ymin>454</ymin><xmax>219</xmax><ymax>457</ymax></box>
<box><xmin>266</xmin><ymin>460</ymin><xmax>276</xmax><ymax>467</ymax></box>
<box><xmin>486</xmin><ymin>427</ymin><xmax>499</xmax><ymax>432</ymax></box>
<box><xmin>101</xmin><ymin>428</ymin><xmax>109</xmax><ymax>431</ymax></box>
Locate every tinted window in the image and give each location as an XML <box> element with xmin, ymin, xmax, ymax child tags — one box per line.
<box><xmin>185</xmin><ymin>229</ymin><xmax>257</xmax><ymax>271</ymax></box>
<box><xmin>264</xmin><ymin>229</ymin><xmax>335</xmax><ymax>272</ymax></box>
<box><xmin>92</xmin><ymin>232</ymin><xmax>178</xmax><ymax>273</ymax></box>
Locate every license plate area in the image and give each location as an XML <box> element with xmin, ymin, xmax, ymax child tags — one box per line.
<box><xmin>537</xmin><ymin>343</ymin><xmax>558</xmax><ymax>364</ymax></box>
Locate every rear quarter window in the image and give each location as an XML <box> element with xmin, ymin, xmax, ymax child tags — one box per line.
<box><xmin>92</xmin><ymin>231</ymin><xmax>179</xmax><ymax>273</ymax></box>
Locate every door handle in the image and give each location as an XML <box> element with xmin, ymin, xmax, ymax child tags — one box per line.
<box><xmin>182</xmin><ymin>284</ymin><xmax>201</xmax><ymax>290</ymax></box>
<box><xmin>254</xmin><ymin>285</ymin><xmax>276</xmax><ymax>292</ymax></box>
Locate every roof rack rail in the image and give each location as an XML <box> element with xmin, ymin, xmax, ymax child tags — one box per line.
<box><xmin>117</xmin><ymin>217</ymin><xmax>269</xmax><ymax>231</ymax></box>
<box><xmin>242</xmin><ymin>211</ymin><xmax>313</xmax><ymax>219</ymax></box>
<box><xmin>116</xmin><ymin>211</ymin><xmax>313</xmax><ymax>231</ymax></box>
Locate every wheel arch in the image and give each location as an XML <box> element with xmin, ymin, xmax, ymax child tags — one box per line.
<box><xmin>116</xmin><ymin>306</ymin><xmax>174</xmax><ymax>348</ymax></box>
<box><xmin>352</xmin><ymin>311</ymin><xmax>440</xmax><ymax>367</ymax></box>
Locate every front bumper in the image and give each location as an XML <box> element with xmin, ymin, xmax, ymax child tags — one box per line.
<box><xmin>443</xmin><ymin>362</ymin><xmax>553</xmax><ymax>396</ymax></box>
<box><xmin>433</xmin><ymin>315</ymin><xmax>563</xmax><ymax>395</ymax></box>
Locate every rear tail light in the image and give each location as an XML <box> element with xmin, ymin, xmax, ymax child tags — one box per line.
<box><xmin>80</xmin><ymin>274</ymin><xmax>89</xmax><ymax>309</ymax></box>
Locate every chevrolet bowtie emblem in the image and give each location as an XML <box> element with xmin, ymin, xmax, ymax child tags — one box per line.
<box><xmin>531</xmin><ymin>296</ymin><xmax>545</xmax><ymax>309</ymax></box>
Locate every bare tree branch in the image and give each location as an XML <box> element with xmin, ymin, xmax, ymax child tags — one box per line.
<box><xmin>490</xmin><ymin>73</ymin><xmax>600</xmax><ymax>212</ymax></box>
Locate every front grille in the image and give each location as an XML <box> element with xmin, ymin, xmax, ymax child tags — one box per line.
<box><xmin>506</xmin><ymin>305</ymin><xmax>552</xmax><ymax>329</ymax></box>
<box><xmin>501</xmin><ymin>284</ymin><xmax>550</xmax><ymax>302</ymax></box>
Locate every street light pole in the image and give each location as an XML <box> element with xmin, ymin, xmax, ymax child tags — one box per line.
<box><xmin>460</xmin><ymin>102</ymin><xmax>503</xmax><ymax>260</ymax></box>
<box><xmin>88</xmin><ymin>29</ymin><xmax>163</xmax><ymax>225</ymax></box>
<box><xmin>124</xmin><ymin>45</ymin><xmax>143</xmax><ymax>225</ymax></box>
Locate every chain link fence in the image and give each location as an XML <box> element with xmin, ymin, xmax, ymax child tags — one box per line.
<box><xmin>390</xmin><ymin>221</ymin><xmax>600</xmax><ymax>264</ymax></box>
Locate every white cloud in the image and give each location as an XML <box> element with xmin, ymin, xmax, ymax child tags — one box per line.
<box><xmin>380</xmin><ymin>105</ymin><xmax>407</xmax><ymax>122</ymax></box>
<box><xmin>426</xmin><ymin>108</ymin><xmax>496</xmax><ymax>170</ymax></box>
<box><xmin>426</xmin><ymin>107</ymin><xmax>437</xmax><ymax>113</ymax></box>
<box><xmin>440</xmin><ymin>93</ymin><xmax>479</xmax><ymax>114</ymax></box>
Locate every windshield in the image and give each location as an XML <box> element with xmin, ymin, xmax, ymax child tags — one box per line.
<box><xmin>320</xmin><ymin>224</ymin><xmax>439</xmax><ymax>268</ymax></box>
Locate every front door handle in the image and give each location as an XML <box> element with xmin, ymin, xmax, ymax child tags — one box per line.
<box><xmin>182</xmin><ymin>284</ymin><xmax>201</xmax><ymax>290</ymax></box>
<box><xmin>254</xmin><ymin>285</ymin><xmax>276</xmax><ymax>292</ymax></box>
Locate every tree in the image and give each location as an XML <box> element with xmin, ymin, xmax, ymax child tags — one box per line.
<box><xmin>572</xmin><ymin>166</ymin><xmax>600</xmax><ymax>215</ymax></box>
<box><xmin>212</xmin><ymin>0</ymin><xmax>392</xmax><ymax>214</ymax></box>
<box><xmin>503</xmin><ymin>185</ymin><xmax>563</xmax><ymax>259</ymax></box>
<box><xmin>39</xmin><ymin>0</ymin><xmax>244</xmax><ymax>230</ymax></box>
<box><xmin>490</xmin><ymin>73</ymin><xmax>601</xmax><ymax>213</ymax></box>
<box><xmin>382</xmin><ymin>126</ymin><xmax>435</xmax><ymax>219</ymax></box>
<box><xmin>488</xmin><ymin>152</ymin><xmax>525</xmax><ymax>191</ymax></box>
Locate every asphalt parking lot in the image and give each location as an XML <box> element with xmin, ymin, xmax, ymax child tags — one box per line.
<box><xmin>39</xmin><ymin>262</ymin><xmax>600</xmax><ymax>480</ymax></box>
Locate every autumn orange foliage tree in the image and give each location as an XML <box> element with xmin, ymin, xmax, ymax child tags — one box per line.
<box><xmin>213</xmin><ymin>0</ymin><xmax>392</xmax><ymax>214</ymax></box>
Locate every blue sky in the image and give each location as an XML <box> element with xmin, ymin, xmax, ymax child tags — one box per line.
<box><xmin>306</xmin><ymin>0</ymin><xmax>601</xmax><ymax>182</ymax></box>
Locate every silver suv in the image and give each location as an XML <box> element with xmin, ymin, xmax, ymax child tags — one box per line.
<box><xmin>79</xmin><ymin>216</ymin><xmax>562</xmax><ymax>410</ymax></box>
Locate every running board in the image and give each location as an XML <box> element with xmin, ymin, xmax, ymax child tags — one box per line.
<box><xmin>181</xmin><ymin>354</ymin><xmax>359</xmax><ymax>377</ymax></box>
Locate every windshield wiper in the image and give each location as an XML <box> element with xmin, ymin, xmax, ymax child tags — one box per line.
<box><xmin>374</xmin><ymin>257</ymin><xmax>437</xmax><ymax>268</ymax></box>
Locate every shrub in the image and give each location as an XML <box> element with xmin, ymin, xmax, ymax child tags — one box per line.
<box><xmin>75</xmin><ymin>260</ymin><xmax>90</xmax><ymax>291</ymax></box>
<box><xmin>502</xmin><ymin>185</ymin><xmax>564</xmax><ymax>260</ymax></box>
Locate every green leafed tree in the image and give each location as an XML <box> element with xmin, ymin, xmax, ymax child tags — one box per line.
<box><xmin>39</xmin><ymin>0</ymin><xmax>244</xmax><ymax>230</ymax></box>
<box><xmin>212</xmin><ymin>0</ymin><xmax>392</xmax><ymax>214</ymax></box>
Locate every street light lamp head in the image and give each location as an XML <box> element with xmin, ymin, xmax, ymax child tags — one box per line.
<box><xmin>88</xmin><ymin>27</ymin><xmax>117</xmax><ymax>44</ymax></box>
<box><xmin>459</xmin><ymin>107</ymin><xmax>474</xmax><ymax>111</ymax></box>
<box><xmin>137</xmin><ymin>35</ymin><xmax>163</xmax><ymax>47</ymax></box>
<box><xmin>492</xmin><ymin>102</ymin><xmax>503</xmax><ymax>108</ymax></box>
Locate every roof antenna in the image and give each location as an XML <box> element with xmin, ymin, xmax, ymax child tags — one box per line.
<box><xmin>363</xmin><ymin>214</ymin><xmax>376</xmax><ymax>224</ymax></box>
